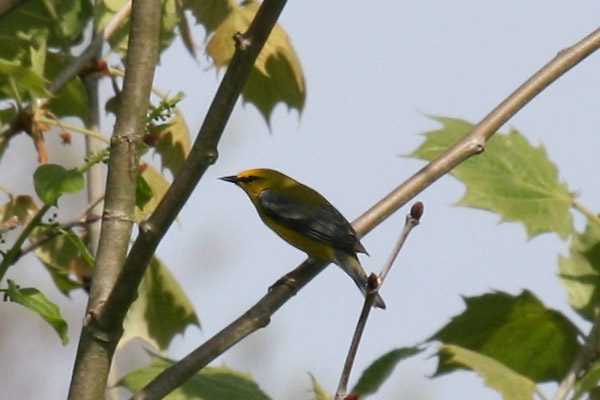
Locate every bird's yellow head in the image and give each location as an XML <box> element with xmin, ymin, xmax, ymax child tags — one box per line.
<box><xmin>220</xmin><ymin>168</ymin><xmax>292</xmax><ymax>198</ymax></box>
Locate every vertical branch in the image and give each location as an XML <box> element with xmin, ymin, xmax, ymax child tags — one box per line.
<box><xmin>102</xmin><ymin>0</ymin><xmax>289</xmax><ymax>351</ymax></box>
<box><xmin>82</xmin><ymin>18</ymin><xmax>105</xmax><ymax>256</ymax></box>
<box><xmin>67</xmin><ymin>0</ymin><xmax>162</xmax><ymax>399</ymax></box>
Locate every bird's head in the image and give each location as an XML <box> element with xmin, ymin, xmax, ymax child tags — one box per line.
<box><xmin>220</xmin><ymin>168</ymin><xmax>289</xmax><ymax>197</ymax></box>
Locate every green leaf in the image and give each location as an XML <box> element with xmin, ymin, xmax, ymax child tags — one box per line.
<box><xmin>409</xmin><ymin>116</ymin><xmax>575</xmax><ymax>239</ymax></box>
<box><xmin>6</xmin><ymin>279</ymin><xmax>69</xmax><ymax>344</ymax></box>
<box><xmin>430</xmin><ymin>290</ymin><xmax>580</xmax><ymax>382</ymax></box>
<box><xmin>558</xmin><ymin>220</ymin><xmax>600</xmax><ymax>321</ymax></box>
<box><xmin>120</xmin><ymin>257</ymin><xmax>199</xmax><ymax>351</ymax></box>
<box><xmin>439</xmin><ymin>345</ymin><xmax>538</xmax><ymax>400</ymax></box>
<box><xmin>352</xmin><ymin>347</ymin><xmax>423</xmax><ymax>397</ymax></box>
<box><xmin>29</xmin><ymin>40</ymin><xmax>47</xmax><ymax>76</ymax></box>
<box><xmin>44</xmin><ymin>52</ymin><xmax>89</xmax><ymax>120</ymax></box>
<box><xmin>134</xmin><ymin>165</ymin><xmax>169</xmax><ymax>221</ymax></box>
<box><xmin>0</xmin><ymin>0</ymin><xmax>92</xmax><ymax>49</ymax></box>
<box><xmin>33</xmin><ymin>164</ymin><xmax>84</xmax><ymax>206</ymax></box>
<box><xmin>203</xmin><ymin>0</ymin><xmax>305</xmax><ymax>122</ymax></box>
<box><xmin>136</xmin><ymin>174</ymin><xmax>153</xmax><ymax>210</ymax></box>
<box><xmin>0</xmin><ymin>59</ymin><xmax>50</xmax><ymax>99</ymax></box>
<box><xmin>119</xmin><ymin>354</ymin><xmax>270</xmax><ymax>399</ymax></box>
<box><xmin>32</xmin><ymin>226</ymin><xmax>87</xmax><ymax>295</ymax></box>
<box><xmin>56</xmin><ymin>227</ymin><xmax>95</xmax><ymax>268</ymax></box>
<box><xmin>574</xmin><ymin>359</ymin><xmax>600</xmax><ymax>399</ymax></box>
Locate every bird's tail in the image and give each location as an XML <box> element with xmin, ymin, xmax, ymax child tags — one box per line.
<box><xmin>334</xmin><ymin>251</ymin><xmax>386</xmax><ymax>309</ymax></box>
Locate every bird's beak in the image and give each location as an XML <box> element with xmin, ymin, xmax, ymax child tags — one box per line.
<box><xmin>219</xmin><ymin>175</ymin><xmax>240</xmax><ymax>184</ymax></box>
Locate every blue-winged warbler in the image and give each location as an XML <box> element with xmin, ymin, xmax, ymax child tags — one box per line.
<box><xmin>220</xmin><ymin>168</ymin><xmax>385</xmax><ymax>309</ymax></box>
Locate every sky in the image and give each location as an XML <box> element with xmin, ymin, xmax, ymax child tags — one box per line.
<box><xmin>2</xmin><ymin>1</ymin><xmax>600</xmax><ymax>399</ymax></box>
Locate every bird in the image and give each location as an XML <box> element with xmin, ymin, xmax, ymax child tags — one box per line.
<box><xmin>220</xmin><ymin>168</ymin><xmax>386</xmax><ymax>309</ymax></box>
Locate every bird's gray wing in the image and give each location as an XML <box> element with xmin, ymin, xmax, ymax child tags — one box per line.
<box><xmin>258</xmin><ymin>189</ymin><xmax>362</xmax><ymax>253</ymax></box>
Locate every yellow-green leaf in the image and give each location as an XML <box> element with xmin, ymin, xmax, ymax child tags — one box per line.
<box><xmin>440</xmin><ymin>345</ymin><xmax>538</xmax><ymax>400</ymax></box>
<box><xmin>182</xmin><ymin>0</ymin><xmax>234</xmax><ymax>34</ymax></box>
<box><xmin>309</xmin><ymin>374</ymin><xmax>332</xmax><ymax>400</ymax></box>
<box><xmin>134</xmin><ymin>165</ymin><xmax>169</xmax><ymax>221</ymax></box>
<box><xmin>32</xmin><ymin>226</ymin><xmax>87</xmax><ymax>295</ymax></box>
<box><xmin>154</xmin><ymin>108</ymin><xmax>191</xmax><ymax>175</ymax></box>
<box><xmin>0</xmin><ymin>195</ymin><xmax>39</xmax><ymax>226</ymax></box>
<box><xmin>120</xmin><ymin>257</ymin><xmax>199</xmax><ymax>351</ymax></box>
<box><xmin>96</xmin><ymin>0</ymin><xmax>180</xmax><ymax>57</ymax></box>
<box><xmin>410</xmin><ymin>116</ymin><xmax>575</xmax><ymax>239</ymax></box>
<box><xmin>203</xmin><ymin>0</ymin><xmax>305</xmax><ymax>122</ymax></box>
<box><xmin>558</xmin><ymin>220</ymin><xmax>600</xmax><ymax>321</ymax></box>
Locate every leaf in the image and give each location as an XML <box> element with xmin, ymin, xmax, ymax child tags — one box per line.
<box><xmin>0</xmin><ymin>195</ymin><xmax>39</xmax><ymax>225</ymax></box>
<box><xmin>134</xmin><ymin>164</ymin><xmax>170</xmax><ymax>221</ymax></box>
<box><xmin>33</xmin><ymin>164</ymin><xmax>84</xmax><ymax>206</ymax></box>
<box><xmin>430</xmin><ymin>290</ymin><xmax>580</xmax><ymax>382</ymax></box>
<box><xmin>0</xmin><ymin>59</ymin><xmax>50</xmax><ymax>99</ymax></box>
<box><xmin>0</xmin><ymin>0</ymin><xmax>92</xmax><ymax>49</ymax></box>
<box><xmin>574</xmin><ymin>359</ymin><xmax>600</xmax><ymax>400</ymax></box>
<box><xmin>120</xmin><ymin>257</ymin><xmax>199</xmax><ymax>351</ymax></box>
<box><xmin>32</xmin><ymin>226</ymin><xmax>87</xmax><ymax>295</ymax></box>
<box><xmin>409</xmin><ymin>116</ymin><xmax>575</xmax><ymax>239</ymax></box>
<box><xmin>44</xmin><ymin>51</ymin><xmax>89</xmax><ymax>120</ymax></box>
<box><xmin>203</xmin><ymin>0</ymin><xmax>305</xmax><ymax>122</ymax></box>
<box><xmin>308</xmin><ymin>374</ymin><xmax>332</xmax><ymax>400</ymax></box>
<box><xmin>6</xmin><ymin>279</ymin><xmax>69</xmax><ymax>344</ymax></box>
<box><xmin>439</xmin><ymin>345</ymin><xmax>538</xmax><ymax>400</ymax></box>
<box><xmin>558</xmin><ymin>220</ymin><xmax>600</xmax><ymax>321</ymax></box>
<box><xmin>154</xmin><ymin>109</ymin><xmax>191</xmax><ymax>175</ymax></box>
<box><xmin>183</xmin><ymin>0</ymin><xmax>234</xmax><ymax>34</ymax></box>
<box><xmin>352</xmin><ymin>347</ymin><xmax>423</xmax><ymax>397</ymax></box>
<box><xmin>119</xmin><ymin>354</ymin><xmax>270</xmax><ymax>399</ymax></box>
<box><xmin>96</xmin><ymin>0</ymin><xmax>180</xmax><ymax>57</ymax></box>
<box><xmin>136</xmin><ymin>173</ymin><xmax>154</xmax><ymax>210</ymax></box>
<box><xmin>56</xmin><ymin>227</ymin><xmax>95</xmax><ymax>268</ymax></box>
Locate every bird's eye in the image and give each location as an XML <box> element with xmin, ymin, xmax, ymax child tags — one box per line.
<box><xmin>238</xmin><ymin>175</ymin><xmax>259</xmax><ymax>184</ymax></box>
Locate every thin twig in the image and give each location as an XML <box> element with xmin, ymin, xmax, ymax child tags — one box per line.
<box><xmin>572</xmin><ymin>201</ymin><xmax>600</xmax><ymax>228</ymax></box>
<box><xmin>335</xmin><ymin>202</ymin><xmax>423</xmax><ymax>400</ymax></box>
<box><xmin>0</xmin><ymin>204</ymin><xmax>51</xmax><ymax>281</ymax></box>
<box><xmin>19</xmin><ymin>196</ymin><xmax>104</xmax><ymax>257</ymax></box>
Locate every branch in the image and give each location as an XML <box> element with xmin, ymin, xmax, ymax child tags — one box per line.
<box><xmin>129</xmin><ymin>26</ymin><xmax>600</xmax><ymax>400</ymax></box>
<box><xmin>335</xmin><ymin>202</ymin><xmax>423</xmax><ymax>400</ymax></box>
<box><xmin>552</xmin><ymin>310</ymin><xmax>600</xmax><ymax>400</ymax></box>
<box><xmin>67</xmin><ymin>0</ymin><xmax>161</xmax><ymax>398</ymax></box>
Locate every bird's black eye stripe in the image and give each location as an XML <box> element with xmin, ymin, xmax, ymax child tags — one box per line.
<box><xmin>238</xmin><ymin>175</ymin><xmax>259</xmax><ymax>183</ymax></box>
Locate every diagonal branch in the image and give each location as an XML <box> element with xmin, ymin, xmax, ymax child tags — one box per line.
<box><xmin>129</xmin><ymin>25</ymin><xmax>600</xmax><ymax>400</ymax></box>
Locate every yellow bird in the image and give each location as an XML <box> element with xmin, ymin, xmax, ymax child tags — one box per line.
<box><xmin>220</xmin><ymin>168</ymin><xmax>385</xmax><ymax>309</ymax></box>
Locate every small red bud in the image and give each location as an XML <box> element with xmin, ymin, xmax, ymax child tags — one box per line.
<box><xmin>367</xmin><ymin>273</ymin><xmax>380</xmax><ymax>291</ymax></box>
<box><xmin>410</xmin><ymin>201</ymin><xmax>424</xmax><ymax>221</ymax></box>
